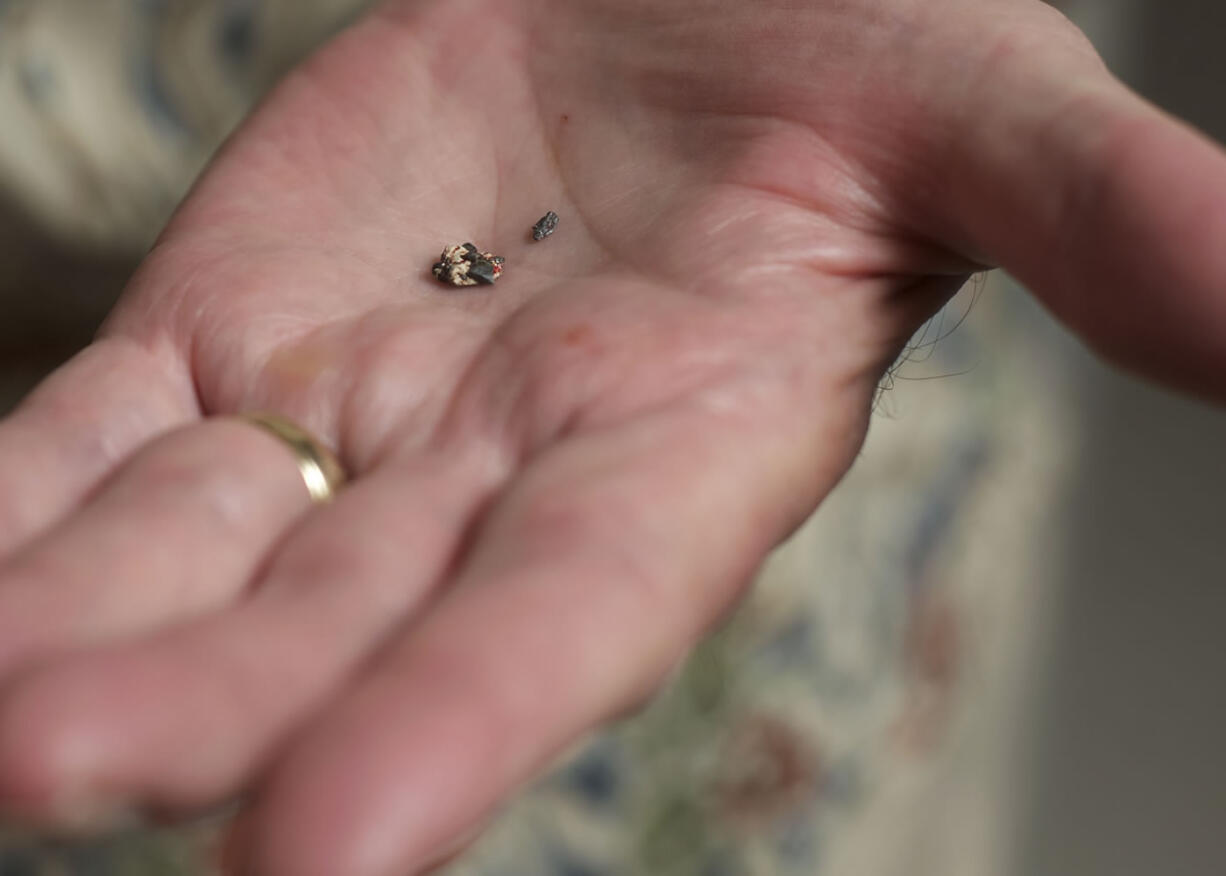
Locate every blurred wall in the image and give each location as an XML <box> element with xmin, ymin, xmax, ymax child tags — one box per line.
<box><xmin>0</xmin><ymin>0</ymin><xmax>371</xmax><ymax>413</ymax></box>
<box><xmin>1013</xmin><ymin>2</ymin><xmax>1226</xmax><ymax>874</ymax></box>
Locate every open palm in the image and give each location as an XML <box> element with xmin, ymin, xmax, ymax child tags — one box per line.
<box><xmin>2</xmin><ymin>0</ymin><xmax>1225</xmax><ymax>873</ymax></box>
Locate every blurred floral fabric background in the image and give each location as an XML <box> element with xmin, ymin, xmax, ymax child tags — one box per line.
<box><xmin>0</xmin><ymin>1</ymin><xmax>1082</xmax><ymax>874</ymax></box>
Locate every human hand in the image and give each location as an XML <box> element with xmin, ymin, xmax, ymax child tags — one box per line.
<box><xmin>2</xmin><ymin>1</ymin><xmax>1224</xmax><ymax>873</ymax></box>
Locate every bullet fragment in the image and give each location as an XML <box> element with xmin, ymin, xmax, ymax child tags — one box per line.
<box><xmin>532</xmin><ymin>211</ymin><xmax>560</xmax><ymax>241</ymax></box>
<box><xmin>432</xmin><ymin>242</ymin><xmax>505</xmax><ymax>286</ymax></box>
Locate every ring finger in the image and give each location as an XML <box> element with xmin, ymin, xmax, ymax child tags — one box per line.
<box><xmin>0</xmin><ymin>416</ymin><xmax>329</xmax><ymax>676</ymax></box>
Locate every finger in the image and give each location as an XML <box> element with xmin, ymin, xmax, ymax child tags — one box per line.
<box><xmin>936</xmin><ymin>8</ymin><xmax>1226</xmax><ymax>398</ymax></box>
<box><xmin>0</xmin><ymin>445</ymin><xmax>502</xmax><ymax>828</ymax></box>
<box><xmin>0</xmin><ymin>418</ymin><xmax>326</xmax><ymax>675</ymax></box>
<box><xmin>0</xmin><ymin>339</ymin><xmax>196</xmax><ymax>558</ymax></box>
<box><xmin>232</xmin><ymin>389</ymin><xmax>868</xmax><ymax>876</ymax></box>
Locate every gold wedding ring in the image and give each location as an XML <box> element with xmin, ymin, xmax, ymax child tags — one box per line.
<box><xmin>238</xmin><ymin>412</ymin><xmax>347</xmax><ymax>504</ymax></box>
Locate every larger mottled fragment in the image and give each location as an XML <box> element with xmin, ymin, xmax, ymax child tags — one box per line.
<box><xmin>432</xmin><ymin>242</ymin><xmax>504</xmax><ymax>287</ymax></box>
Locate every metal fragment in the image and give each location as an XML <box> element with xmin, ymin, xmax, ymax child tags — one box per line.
<box><xmin>532</xmin><ymin>211</ymin><xmax>560</xmax><ymax>241</ymax></box>
<box><xmin>467</xmin><ymin>259</ymin><xmax>499</xmax><ymax>285</ymax></box>
<box><xmin>432</xmin><ymin>242</ymin><xmax>504</xmax><ymax>287</ymax></box>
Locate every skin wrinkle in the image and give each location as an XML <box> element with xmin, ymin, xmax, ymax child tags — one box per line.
<box><xmin>97</xmin><ymin>336</ymin><xmax>200</xmax><ymax>428</ymax></box>
<box><xmin>424</xmin><ymin>275</ymin><xmax>683</xmax><ymax>465</ymax></box>
<box><xmin>600</xmin><ymin>295</ymin><xmax>847</xmax><ymax>445</ymax></box>
<box><xmin>523</xmin><ymin>5</ymin><xmax>973</xmax><ymax>292</ymax></box>
<box><xmin>719</xmin><ymin>150</ymin><xmax>990</xmax><ymax>277</ymax></box>
<box><xmin>265</xmin><ymin>325</ymin><xmax>367</xmax><ymax>462</ymax></box>
<box><xmin>107</xmin><ymin>250</ymin><xmax>213</xmax><ymax>415</ymax></box>
<box><xmin>581</xmin><ymin>1</ymin><xmax>1042</xmax><ymax>268</ymax></box>
<box><xmin>262</xmin><ymin>21</ymin><xmax>439</xmax><ymax>216</ymax></box>
<box><xmin>524</xmin><ymin>14</ymin><xmax>712</xmax><ymax>276</ymax></box>
<box><xmin>181</xmin><ymin>244</ymin><xmax>427</xmax><ymax>442</ymax></box>
<box><xmin>698</xmin><ymin>183</ymin><xmax>973</xmax><ymax>283</ymax></box>
<box><xmin>336</xmin><ymin>310</ymin><xmax>491</xmax><ymax>470</ymax></box>
<box><xmin>517</xmin><ymin>92</ymin><xmax>611</xmax><ymax>274</ymax></box>
<box><xmin>866</xmin><ymin>7</ymin><xmax>1107</xmax><ymax>261</ymax></box>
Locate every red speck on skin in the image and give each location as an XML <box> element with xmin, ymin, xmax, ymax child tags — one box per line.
<box><xmin>562</xmin><ymin>324</ymin><xmax>596</xmax><ymax>347</ymax></box>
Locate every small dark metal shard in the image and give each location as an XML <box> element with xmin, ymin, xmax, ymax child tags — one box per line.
<box><xmin>462</xmin><ymin>242</ymin><xmax>480</xmax><ymax>255</ymax></box>
<box><xmin>467</xmin><ymin>259</ymin><xmax>498</xmax><ymax>285</ymax></box>
<box><xmin>532</xmin><ymin>211</ymin><xmax>560</xmax><ymax>241</ymax></box>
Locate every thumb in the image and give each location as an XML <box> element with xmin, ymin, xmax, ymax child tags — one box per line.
<box><xmin>942</xmin><ymin>11</ymin><xmax>1226</xmax><ymax>400</ymax></box>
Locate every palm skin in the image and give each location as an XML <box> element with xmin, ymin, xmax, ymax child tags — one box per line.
<box><xmin>1</xmin><ymin>0</ymin><xmax>1225</xmax><ymax>874</ymax></box>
